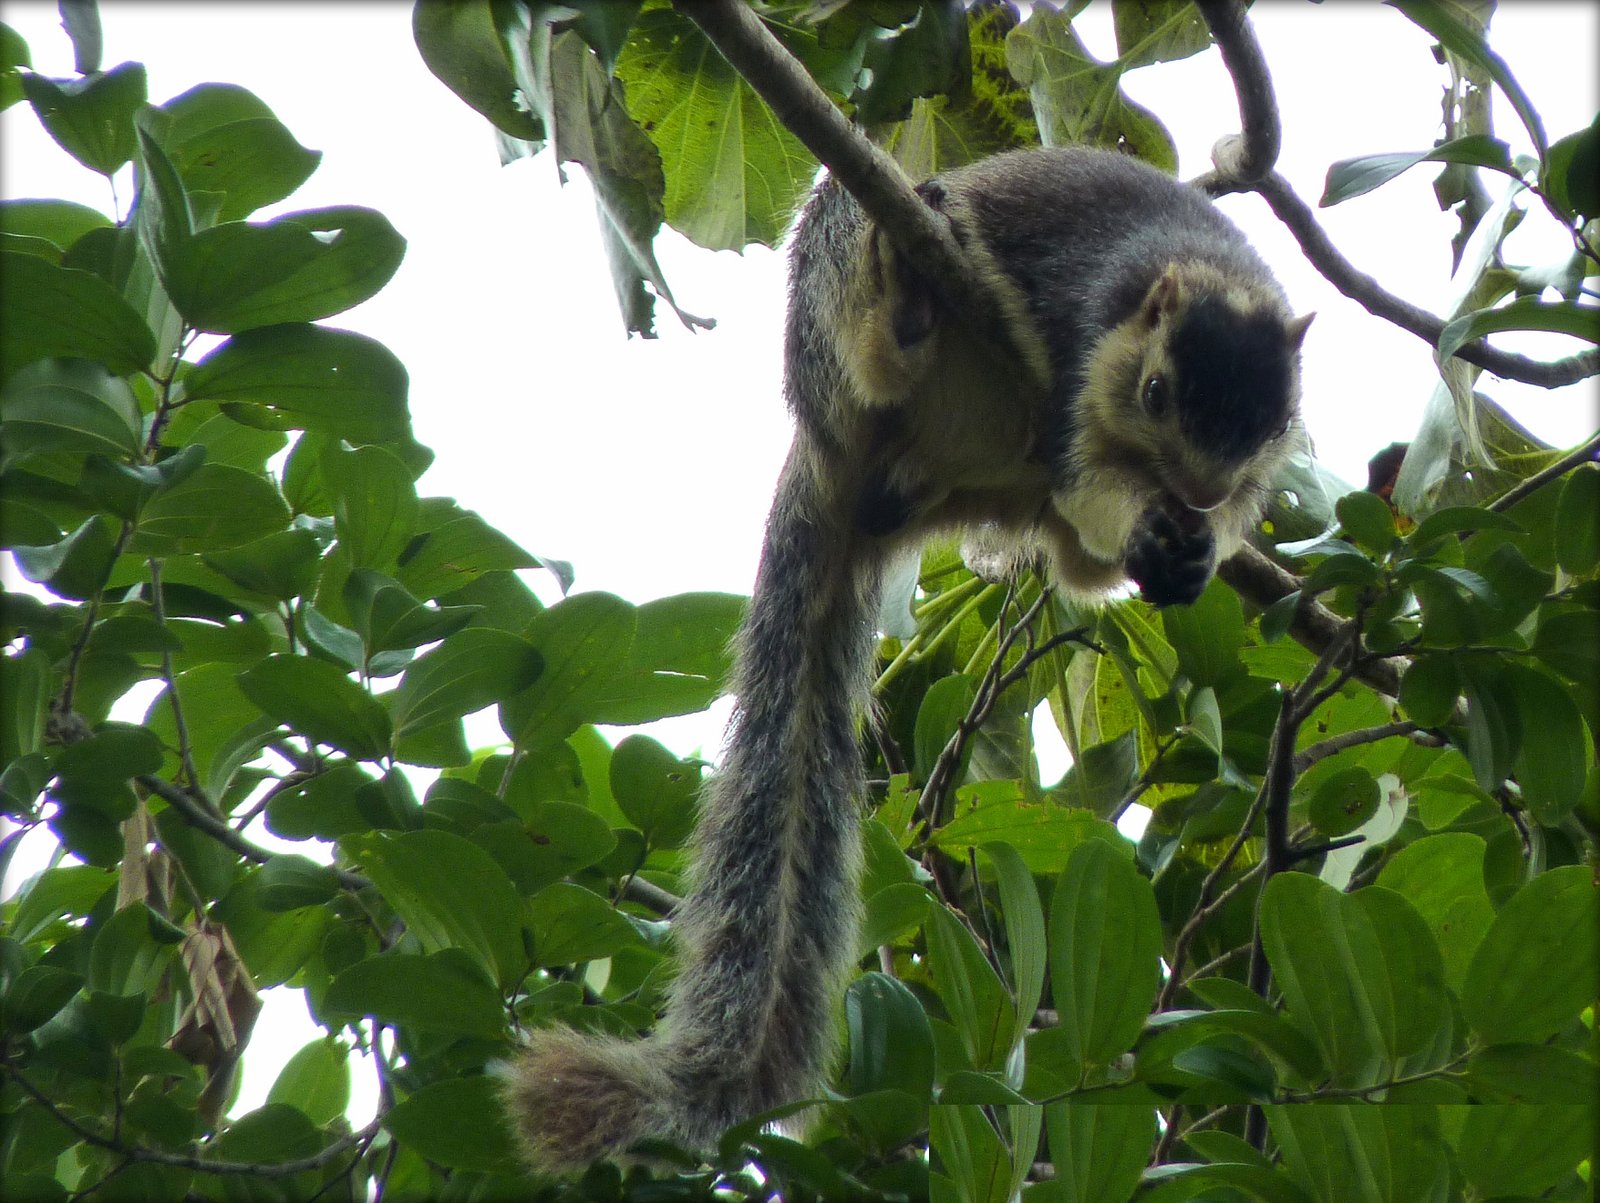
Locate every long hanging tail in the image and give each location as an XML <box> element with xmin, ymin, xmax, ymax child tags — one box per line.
<box><xmin>505</xmin><ymin>446</ymin><xmax>881</xmax><ymax>1170</ymax></box>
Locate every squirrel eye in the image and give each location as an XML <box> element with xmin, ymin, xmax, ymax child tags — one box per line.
<box><xmin>1142</xmin><ymin>374</ymin><xmax>1168</xmax><ymax>414</ymax></box>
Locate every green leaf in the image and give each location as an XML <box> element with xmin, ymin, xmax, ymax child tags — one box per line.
<box><xmin>207</xmin><ymin>1103</ymin><xmax>326</xmax><ymax>1167</ymax></box>
<box><xmin>87</xmin><ymin>903</ymin><xmax>172</xmax><ymax>999</ymax></box>
<box><xmin>1335</xmin><ymin>489</ymin><xmax>1398</xmax><ymax>555</ymax></box>
<box><xmin>161</xmin><ymin>84</ymin><xmax>322</xmax><ymax>223</ymax></box>
<box><xmin>1306</xmin><ymin>767</ymin><xmax>1380</xmax><ymax>838</ymax></box>
<box><xmin>22</xmin><ymin>61</ymin><xmax>146</xmax><ymax>174</ymax></box>
<box><xmin>2</xmin><ymin>965</ymin><xmax>85</xmax><ymax>1034</ymax></box>
<box><xmin>1462</xmin><ymin>864</ymin><xmax>1597</xmax><ymax>1044</ymax></box>
<box><xmin>411</xmin><ymin>0</ymin><xmax>543</xmax><ymax>141</ymax></box>
<box><xmin>1456</xmin><ymin>657</ymin><xmax>1517</xmax><ymax>789</ymax></box>
<box><xmin>163</xmin><ymin>206</ymin><xmax>405</xmax><ymax>333</ymax></box>
<box><xmin>323</xmin><ymin>949</ymin><xmax>505</xmax><ymax>1039</ymax></box>
<box><xmin>1504</xmin><ymin>663</ymin><xmax>1588</xmax><ymax>822</ymax></box>
<box><xmin>1044</xmin><ymin>1103</ymin><xmax>1154</xmax><ymax>1203</ymax></box>
<box><xmin>1406</xmin><ymin>506</ymin><xmax>1522</xmax><ymax>553</ymax></box>
<box><xmin>1464</xmin><ymin>1043</ymin><xmax>1599</xmax><ymax>1104</ymax></box>
<box><xmin>982</xmin><ymin>842</ymin><xmax>1046</xmax><ymax>1036</ymax></box>
<box><xmin>0</xmin><ymin>252</ymin><xmax>156</xmax><ymax>383</ymax></box>
<box><xmin>1456</xmin><ymin>1104</ymin><xmax>1593</xmax><ymax>1199</ymax></box>
<box><xmin>1554</xmin><ymin>462</ymin><xmax>1600</xmax><ymax>576</ymax></box>
<box><xmin>183</xmin><ymin>324</ymin><xmax>412</xmax><ymax>445</ymax></box>
<box><xmin>256</xmin><ymin>854</ymin><xmax>338</xmax><ymax>911</ymax></box>
<box><xmin>0</xmin><ymin>198</ymin><xmax>111</xmax><ymax>258</ymax></box>
<box><xmin>344</xmin><ymin>569</ymin><xmax>477</xmax><ymax>653</ymax></box>
<box><xmin>1438</xmin><ymin>296</ymin><xmax>1600</xmax><ymax>363</ymax></box>
<box><xmin>266</xmin><ymin>1038</ymin><xmax>350</xmax><ymax>1127</ymax></box>
<box><xmin>1048</xmin><ymin>840</ymin><xmax>1161</xmax><ymax>1076</ymax></box>
<box><xmin>1320</xmin><ymin>134</ymin><xmax>1514</xmax><ymax>206</ymax></box>
<box><xmin>525</xmin><ymin>882</ymin><xmax>638</xmax><ymax>967</ymax></box>
<box><xmin>390</xmin><ymin>628</ymin><xmax>541</xmax><ymax>738</ymax></box>
<box><xmin>933</xmin><ymin>789</ymin><xmax>1126</xmax><ymax>876</ymax></box>
<box><xmin>914</xmin><ymin>673</ymin><xmax>978</xmax><ymax>781</ymax></box>
<box><xmin>238</xmin><ymin>654</ymin><xmax>392</xmax><ymax>759</ymax></box>
<box><xmin>203</xmin><ymin>528</ymin><xmax>322</xmax><ymax>601</ymax></box>
<box><xmin>342</xmin><ymin>829</ymin><xmax>526</xmax><ymax>988</ymax></box>
<box><xmin>608</xmin><ymin>733</ymin><xmax>700</xmax><ymax>850</ymax></box>
<box><xmin>394</xmin><ymin>504</ymin><xmax>539</xmax><ymax>600</ymax></box>
<box><xmin>129</xmin><ymin>463</ymin><xmax>291</xmax><ymax>555</ymax></box>
<box><xmin>1397</xmin><ymin>655</ymin><xmax>1457</xmax><ymax>727</ymax></box>
<box><xmin>503</xmin><ymin>591</ymin><xmax>635</xmax><ymax>745</ymax></box>
<box><xmin>845</xmin><ymin>972</ymin><xmax>935</xmax><ymax>1101</ymax></box>
<box><xmin>927</xmin><ymin>904</ymin><xmax>1014</xmax><ymax>1071</ymax></box>
<box><xmin>1375</xmin><ymin>833</ymin><xmax>1495</xmax><ymax>992</ymax></box>
<box><xmin>614</xmin><ymin>8</ymin><xmax>816</xmax><ymax>250</ymax></box>
<box><xmin>0</xmin><ymin>356</ymin><xmax>142</xmax><ymax>460</ymax></box>
<box><xmin>1161</xmin><ymin>579</ymin><xmax>1245</xmax><ymax>688</ymax></box>
<box><xmin>323</xmin><ymin>442</ymin><xmax>418</xmax><ymax>570</ymax></box>
<box><xmin>1259</xmin><ymin>875</ymin><xmax>1450</xmax><ymax>1088</ymax></box>
<box><xmin>1266</xmin><ymin>1103</ymin><xmax>1449</xmax><ymax>1203</ymax></box>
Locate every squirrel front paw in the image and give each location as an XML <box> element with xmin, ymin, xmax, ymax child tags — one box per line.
<box><xmin>1124</xmin><ymin>502</ymin><xmax>1216</xmax><ymax>608</ymax></box>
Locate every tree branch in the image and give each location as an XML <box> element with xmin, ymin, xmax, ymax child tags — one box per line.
<box><xmin>672</xmin><ymin>0</ymin><xmax>1034</xmax><ymax>372</ymax></box>
<box><xmin>1217</xmin><ymin>544</ymin><xmax>1405</xmax><ymax>698</ymax></box>
<box><xmin>1488</xmin><ymin>429</ymin><xmax>1600</xmax><ymax>512</ymax></box>
<box><xmin>1195</xmin><ymin>0</ymin><xmax>1281</xmax><ymax>186</ymax></box>
<box><xmin>1253</xmin><ymin>171</ymin><xmax>1600</xmax><ymax>387</ymax></box>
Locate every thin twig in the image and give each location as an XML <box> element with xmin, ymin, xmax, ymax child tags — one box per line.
<box><xmin>1487</xmin><ymin>430</ymin><xmax>1600</xmax><ymax>513</ymax></box>
<box><xmin>1253</xmin><ymin>171</ymin><xmax>1600</xmax><ymax>387</ymax></box>
<box><xmin>1295</xmin><ymin>720</ymin><xmax>1429</xmax><ymax>773</ymax></box>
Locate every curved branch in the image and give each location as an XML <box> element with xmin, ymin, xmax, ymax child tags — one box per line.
<box><xmin>137</xmin><ymin>774</ymin><xmax>371</xmax><ymax>894</ymax></box>
<box><xmin>671</xmin><ymin>0</ymin><xmax>1034</xmax><ymax>371</ymax></box>
<box><xmin>1254</xmin><ymin>171</ymin><xmax>1600</xmax><ymax>387</ymax></box>
<box><xmin>1196</xmin><ymin>0</ymin><xmax>1281</xmax><ymax>185</ymax></box>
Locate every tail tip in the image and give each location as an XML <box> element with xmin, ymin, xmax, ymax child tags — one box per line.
<box><xmin>500</xmin><ymin>1027</ymin><xmax>673</xmax><ymax>1173</ymax></box>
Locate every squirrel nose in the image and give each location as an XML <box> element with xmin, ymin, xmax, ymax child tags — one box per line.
<box><xmin>1171</xmin><ymin>480</ymin><xmax>1230</xmax><ymax>514</ymax></box>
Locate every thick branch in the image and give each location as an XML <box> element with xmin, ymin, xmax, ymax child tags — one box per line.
<box><xmin>1217</xmin><ymin>544</ymin><xmax>1405</xmax><ymax>698</ymax></box>
<box><xmin>672</xmin><ymin>0</ymin><xmax>1031</xmax><ymax>370</ymax></box>
<box><xmin>1195</xmin><ymin>0</ymin><xmax>1281</xmax><ymax>185</ymax></box>
<box><xmin>1254</xmin><ymin>171</ymin><xmax>1600</xmax><ymax>387</ymax></box>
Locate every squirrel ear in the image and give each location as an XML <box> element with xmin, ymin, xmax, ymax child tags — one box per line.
<box><xmin>1140</xmin><ymin>263</ymin><xmax>1185</xmax><ymax>328</ymax></box>
<box><xmin>1286</xmin><ymin>311</ymin><xmax>1315</xmax><ymax>350</ymax></box>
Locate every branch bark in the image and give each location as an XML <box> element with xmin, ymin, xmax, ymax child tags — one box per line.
<box><xmin>1195</xmin><ymin>0</ymin><xmax>1281</xmax><ymax>186</ymax></box>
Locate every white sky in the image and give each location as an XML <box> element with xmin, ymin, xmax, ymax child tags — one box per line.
<box><xmin>3</xmin><ymin>0</ymin><xmax>1595</xmax><ymax>1125</ymax></box>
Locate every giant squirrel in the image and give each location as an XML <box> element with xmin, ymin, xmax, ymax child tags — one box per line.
<box><xmin>505</xmin><ymin>145</ymin><xmax>1311</xmax><ymax>1170</ymax></box>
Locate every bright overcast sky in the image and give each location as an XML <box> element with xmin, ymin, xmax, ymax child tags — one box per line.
<box><xmin>3</xmin><ymin>0</ymin><xmax>1596</xmax><ymax>1120</ymax></box>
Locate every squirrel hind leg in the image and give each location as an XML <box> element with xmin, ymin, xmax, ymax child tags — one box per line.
<box><xmin>502</xmin><ymin>1027</ymin><xmax>677</xmax><ymax>1173</ymax></box>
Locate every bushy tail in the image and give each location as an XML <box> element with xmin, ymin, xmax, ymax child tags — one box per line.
<box><xmin>505</xmin><ymin>447</ymin><xmax>881</xmax><ymax>1170</ymax></box>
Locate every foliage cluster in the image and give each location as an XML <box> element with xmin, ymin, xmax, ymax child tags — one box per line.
<box><xmin>2</xmin><ymin>2</ymin><xmax>1598</xmax><ymax>1202</ymax></box>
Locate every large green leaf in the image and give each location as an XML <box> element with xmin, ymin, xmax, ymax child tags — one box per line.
<box><xmin>182</xmin><ymin>324</ymin><xmax>412</xmax><ymax>445</ymax></box>
<box><xmin>1259</xmin><ymin>875</ymin><xmax>1450</xmax><ymax>1088</ymax></box>
<box><xmin>1462</xmin><ymin>864</ymin><xmax>1597</xmax><ymax>1044</ymax></box>
<box><xmin>22</xmin><ymin>61</ymin><xmax>146</xmax><ymax>175</ymax></box>
<box><xmin>927</xmin><ymin>904</ymin><xmax>1015</xmax><ymax>1072</ymax></box>
<box><xmin>614</xmin><ymin>7</ymin><xmax>816</xmax><ymax>250</ymax></box>
<box><xmin>1266</xmin><ymin>1104</ymin><xmax>1449</xmax><ymax>1203</ymax></box>
<box><xmin>411</xmin><ymin>0</ymin><xmax>544</xmax><ymax>141</ymax></box>
<box><xmin>1456</xmin><ymin>1103</ymin><xmax>1594</xmax><ymax>1198</ymax></box>
<box><xmin>129</xmin><ymin>463</ymin><xmax>290</xmax><ymax>555</ymax></box>
<box><xmin>341</xmin><ymin>829</ymin><xmax>526</xmax><ymax>988</ymax></box>
<box><xmin>1048</xmin><ymin>839</ymin><xmax>1162</xmax><ymax>1078</ymax></box>
<box><xmin>159</xmin><ymin>82</ymin><xmax>322</xmax><ymax>223</ymax></box>
<box><xmin>163</xmin><ymin>206</ymin><xmax>405</xmax><ymax>333</ymax></box>
<box><xmin>323</xmin><ymin>949</ymin><xmax>505</xmax><ymax>1039</ymax></box>
<box><xmin>238</xmin><ymin>654</ymin><xmax>392</xmax><ymax>760</ymax></box>
<box><xmin>1045</xmin><ymin>1103</ymin><xmax>1154</xmax><ymax>1203</ymax></box>
<box><xmin>381</xmin><ymin>1076</ymin><xmax>520</xmax><ymax>1173</ymax></box>
<box><xmin>265</xmin><ymin>1038</ymin><xmax>350</xmax><ymax>1128</ymax></box>
<box><xmin>0</xmin><ymin>253</ymin><xmax>156</xmax><ymax>382</ymax></box>
<box><xmin>932</xmin><ymin>786</ymin><xmax>1126</xmax><ymax>876</ymax></box>
<box><xmin>323</xmin><ymin>442</ymin><xmax>418</xmax><ymax>571</ymax></box>
<box><xmin>1161</xmin><ymin>579</ymin><xmax>1245</xmax><ymax>689</ymax></box>
<box><xmin>1554</xmin><ymin>462</ymin><xmax>1600</xmax><ymax>576</ymax></box>
<box><xmin>1320</xmin><ymin>134</ymin><xmax>1514</xmax><ymax>206</ymax></box>
<box><xmin>846</xmin><ymin>972</ymin><xmax>935</xmax><ymax>1102</ymax></box>
<box><xmin>1504</xmin><ymin>663</ymin><xmax>1588</xmax><ymax>822</ymax></box>
<box><xmin>1374</xmin><ymin>833</ymin><xmax>1494</xmax><ymax>992</ymax></box>
<box><xmin>607</xmin><ymin>733</ymin><xmax>700</xmax><ymax>850</ymax></box>
<box><xmin>1438</xmin><ymin>296</ymin><xmax>1600</xmax><ymax>363</ymax></box>
<box><xmin>0</xmin><ymin>356</ymin><xmax>142</xmax><ymax>460</ymax></box>
<box><xmin>524</xmin><ymin>881</ymin><xmax>639</xmax><ymax>967</ymax></box>
<box><xmin>389</xmin><ymin>628</ymin><xmax>542</xmax><ymax>737</ymax></box>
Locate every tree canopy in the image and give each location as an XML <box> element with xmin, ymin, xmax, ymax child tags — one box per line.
<box><xmin>1</xmin><ymin>2</ymin><xmax>1596</xmax><ymax>1201</ymax></box>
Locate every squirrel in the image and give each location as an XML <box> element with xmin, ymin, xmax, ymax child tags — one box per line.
<box><xmin>504</xmin><ymin>145</ymin><xmax>1311</xmax><ymax>1171</ymax></box>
